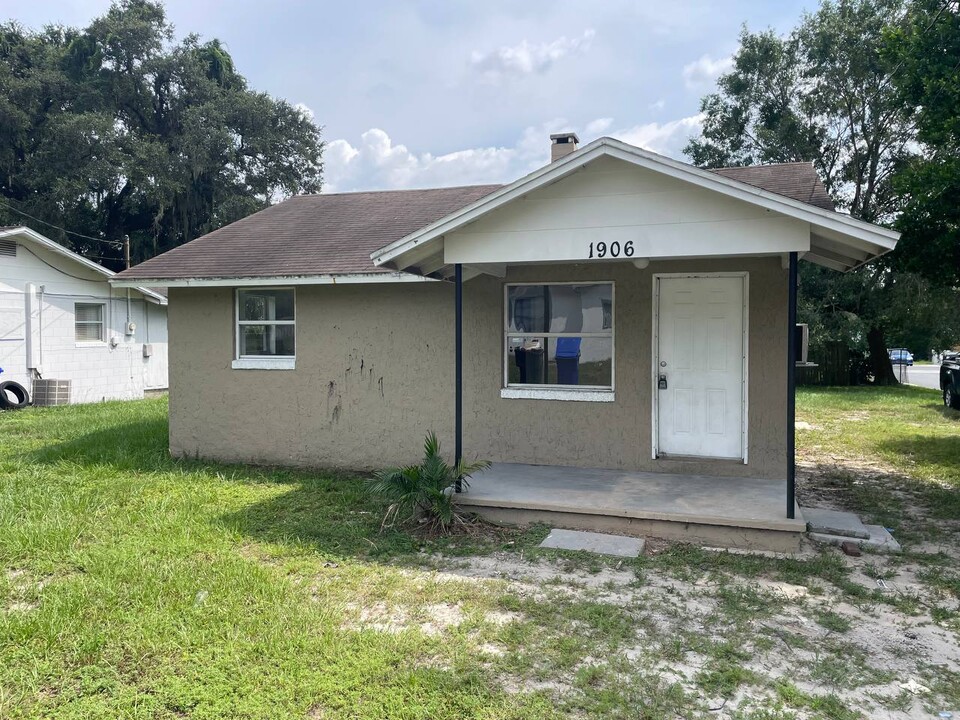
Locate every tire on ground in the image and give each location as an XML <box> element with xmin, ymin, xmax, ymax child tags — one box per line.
<box><xmin>946</xmin><ymin>385</ymin><xmax>960</xmax><ymax>410</ymax></box>
<box><xmin>0</xmin><ymin>381</ymin><xmax>30</xmax><ymax>410</ymax></box>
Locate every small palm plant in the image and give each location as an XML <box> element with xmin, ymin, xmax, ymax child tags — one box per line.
<box><xmin>368</xmin><ymin>432</ymin><xmax>490</xmax><ymax>533</ymax></box>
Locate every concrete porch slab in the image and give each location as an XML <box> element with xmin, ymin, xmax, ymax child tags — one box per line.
<box><xmin>803</xmin><ymin>507</ymin><xmax>871</xmax><ymax>539</ymax></box>
<box><xmin>456</xmin><ymin>463</ymin><xmax>806</xmax><ymax>552</ymax></box>
<box><xmin>539</xmin><ymin>529</ymin><xmax>645</xmax><ymax>557</ymax></box>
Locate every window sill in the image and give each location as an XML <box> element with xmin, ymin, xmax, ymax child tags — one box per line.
<box><xmin>500</xmin><ymin>387</ymin><xmax>615</xmax><ymax>402</ymax></box>
<box><xmin>75</xmin><ymin>341</ymin><xmax>107</xmax><ymax>348</ymax></box>
<box><xmin>232</xmin><ymin>358</ymin><xmax>296</xmax><ymax>370</ymax></box>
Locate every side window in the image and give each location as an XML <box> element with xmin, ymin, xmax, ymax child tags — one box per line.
<box><xmin>75</xmin><ymin>303</ymin><xmax>105</xmax><ymax>342</ymax></box>
<box><xmin>236</xmin><ymin>288</ymin><xmax>296</xmax><ymax>358</ymax></box>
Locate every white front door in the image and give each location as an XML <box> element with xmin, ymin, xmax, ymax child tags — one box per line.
<box><xmin>655</xmin><ymin>275</ymin><xmax>746</xmax><ymax>460</ymax></box>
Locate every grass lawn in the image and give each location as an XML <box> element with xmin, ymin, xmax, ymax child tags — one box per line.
<box><xmin>1</xmin><ymin>388</ymin><xmax>958</xmax><ymax>719</ymax></box>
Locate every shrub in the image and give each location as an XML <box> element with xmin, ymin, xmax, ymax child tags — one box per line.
<box><xmin>368</xmin><ymin>432</ymin><xmax>489</xmax><ymax>533</ymax></box>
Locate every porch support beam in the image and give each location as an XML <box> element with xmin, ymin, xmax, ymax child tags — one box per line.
<box><xmin>454</xmin><ymin>263</ymin><xmax>463</xmax><ymax>492</ymax></box>
<box><xmin>786</xmin><ymin>251</ymin><xmax>798</xmax><ymax>519</ymax></box>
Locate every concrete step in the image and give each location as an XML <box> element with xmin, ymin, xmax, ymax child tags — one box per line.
<box><xmin>803</xmin><ymin>507</ymin><xmax>871</xmax><ymax>539</ymax></box>
<box><xmin>539</xmin><ymin>528</ymin><xmax>645</xmax><ymax>557</ymax></box>
<box><xmin>809</xmin><ymin>525</ymin><xmax>902</xmax><ymax>554</ymax></box>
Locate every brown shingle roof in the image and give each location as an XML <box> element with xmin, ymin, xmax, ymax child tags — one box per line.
<box><xmin>115</xmin><ymin>185</ymin><xmax>503</xmax><ymax>281</ymax></box>
<box><xmin>710</xmin><ymin>162</ymin><xmax>834</xmax><ymax>211</ymax></box>
<box><xmin>114</xmin><ymin>161</ymin><xmax>834</xmax><ymax>282</ymax></box>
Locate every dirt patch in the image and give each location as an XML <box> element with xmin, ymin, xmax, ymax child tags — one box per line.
<box><xmin>425</xmin><ymin>544</ymin><xmax>960</xmax><ymax>718</ymax></box>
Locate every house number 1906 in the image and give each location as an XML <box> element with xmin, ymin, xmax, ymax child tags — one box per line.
<box><xmin>588</xmin><ymin>240</ymin><xmax>634</xmax><ymax>259</ymax></box>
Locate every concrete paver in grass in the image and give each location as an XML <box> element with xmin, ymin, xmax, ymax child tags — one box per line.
<box><xmin>803</xmin><ymin>507</ymin><xmax>871</xmax><ymax>539</ymax></box>
<box><xmin>809</xmin><ymin>525</ymin><xmax>903</xmax><ymax>553</ymax></box>
<box><xmin>539</xmin><ymin>529</ymin><xmax>645</xmax><ymax>557</ymax></box>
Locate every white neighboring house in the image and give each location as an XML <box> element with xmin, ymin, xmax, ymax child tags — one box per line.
<box><xmin>0</xmin><ymin>225</ymin><xmax>168</xmax><ymax>405</ymax></box>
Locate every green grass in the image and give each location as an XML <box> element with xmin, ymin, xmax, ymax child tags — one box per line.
<box><xmin>1</xmin><ymin>387</ymin><xmax>958</xmax><ymax>718</ymax></box>
<box><xmin>0</xmin><ymin>400</ymin><xmax>554</xmax><ymax>719</ymax></box>
<box><xmin>796</xmin><ymin>385</ymin><xmax>960</xmax><ymax>520</ymax></box>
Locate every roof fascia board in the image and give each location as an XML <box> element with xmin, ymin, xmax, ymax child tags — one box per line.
<box><xmin>598</xmin><ymin>142</ymin><xmax>900</xmax><ymax>247</ymax></box>
<box><xmin>109</xmin><ymin>272</ymin><xmax>436</xmax><ymax>288</ymax></box>
<box><xmin>3</xmin><ymin>226</ymin><xmax>167</xmax><ymax>304</ymax></box>
<box><xmin>371</xmin><ymin>137</ymin><xmax>899</xmax><ymax>268</ymax></box>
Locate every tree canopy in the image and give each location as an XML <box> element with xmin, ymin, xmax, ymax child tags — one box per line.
<box><xmin>0</xmin><ymin>0</ymin><xmax>323</xmax><ymax>268</ymax></box>
<box><xmin>685</xmin><ymin>0</ymin><xmax>960</xmax><ymax>381</ymax></box>
<box><xmin>889</xmin><ymin>0</ymin><xmax>960</xmax><ymax>288</ymax></box>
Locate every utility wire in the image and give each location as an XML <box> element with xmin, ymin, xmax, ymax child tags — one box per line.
<box><xmin>0</xmin><ymin>199</ymin><xmax>122</xmax><ymax>247</ymax></box>
<box><xmin>18</xmin><ymin>244</ymin><xmax>113</xmax><ymax>284</ymax></box>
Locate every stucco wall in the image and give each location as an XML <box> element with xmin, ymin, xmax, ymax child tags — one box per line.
<box><xmin>168</xmin><ymin>283</ymin><xmax>455</xmax><ymax>468</ymax></box>
<box><xmin>463</xmin><ymin>257</ymin><xmax>787</xmax><ymax>479</ymax></box>
<box><xmin>168</xmin><ymin>256</ymin><xmax>787</xmax><ymax>478</ymax></box>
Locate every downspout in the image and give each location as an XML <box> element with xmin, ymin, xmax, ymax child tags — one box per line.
<box><xmin>124</xmin><ymin>235</ymin><xmax>132</xmax><ymax>336</ymax></box>
<box><xmin>786</xmin><ymin>251</ymin><xmax>798</xmax><ymax>519</ymax></box>
<box><xmin>38</xmin><ymin>285</ymin><xmax>43</xmax><ymax>372</ymax></box>
<box><xmin>454</xmin><ymin>263</ymin><xmax>463</xmax><ymax>492</ymax></box>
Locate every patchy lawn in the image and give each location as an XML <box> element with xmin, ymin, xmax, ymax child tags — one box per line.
<box><xmin>0</xmin><ymin>390</ymin><xmax>958</xmax><ymax>719</ymax></box>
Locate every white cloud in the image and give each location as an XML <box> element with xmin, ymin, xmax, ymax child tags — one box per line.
<box><xmin>610</xmin><ymin>114</ymin><xmax>704</xmax><ymax>157</ymax></box>
<box><xmin>323</xmin><ymin>128</ymin><xmax>528</xmax><ymax>192</ymax></box>
<box><xmin>470</xmin><ymin>29</ymin><xmax>595</xmax><ymax>83</ymax></box>
<box><xmin>648</xmin><ymin>98</ymin><xmax>666</xmax><ymax>111</ymax></box>
<box><xmin>682</xmin><ymin>54</ymin><xmax>733</xmax><ymax>90</ymax></box>
<box><xmin>584</xmin><ymin>117</ymin><xmax>614</xmax><ymax>135</ymax></box>
<box><xmin>294</xmin><ymin>102</ymin><xmax>315</xmax><ymax>121</ymax></box>
<box><xmin>323</xmin><ymin>115</ymin><xmax>703</xmax><ymax>193</ymax></box>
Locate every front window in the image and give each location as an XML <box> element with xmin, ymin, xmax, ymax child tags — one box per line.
<box><xmin>237</xmin><ymin>288</ymin><xmax>295</xmax><ymax>358</ymax></box>
<box><xmin>75</xmin><ymin>303</ymin><xmax>105</xmax><ymax>342</ymax></box>
<box><xmin>505</xmin><ymin>283</ymin><xmax>614</xmax><ymax>389</ymax></box>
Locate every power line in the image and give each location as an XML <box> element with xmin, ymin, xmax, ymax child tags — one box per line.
<box><xmin>0</xmin><ymin>199</ymin><xmax>122</xmax><ymax>247</ymax></box>
<box><xmin>18</xmin><ymin>244</ymin><xmax>112</xmax><ymax>283</ymax></box>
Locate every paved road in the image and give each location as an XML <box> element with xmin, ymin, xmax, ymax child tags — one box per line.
<box><xmin>896</xmin><ymin>363</ymin><xmax>942</xmax><ymax>391</ymax></box>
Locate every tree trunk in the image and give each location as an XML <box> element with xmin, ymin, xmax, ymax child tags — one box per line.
<box><xmin>867</xmin><ymin>326</ymin><xmax>898</xmax><ymax>385</ymax></box>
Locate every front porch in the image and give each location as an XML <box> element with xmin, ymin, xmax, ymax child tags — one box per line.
<box><xmin>456</xmin><ymin>463</ymin><xmax>807</xmax><ymax>553</ymax></box>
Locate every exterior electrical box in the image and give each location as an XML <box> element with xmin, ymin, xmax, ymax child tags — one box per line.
<box><xmin>143</xmin><ymin>343</ymin><xmax>153</xmax><ymax>358</ymax></box>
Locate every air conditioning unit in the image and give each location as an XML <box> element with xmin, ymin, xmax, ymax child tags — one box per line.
<box><xmin>795</xmin><ymin>323</ymin><xmax>809</xmax><ymax>364</ymax></box>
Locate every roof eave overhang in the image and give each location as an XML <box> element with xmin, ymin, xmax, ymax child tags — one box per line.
<box><xmin>1</xmin><ymin>226</ymin><xmax>168</xmax><ymax>304</ymax></box>
<box><xmin>370</xmin><ymin>137</ymin><xmax>900</xmax><ymax>275</ymax></box>
<box><xmin>109</xmin><ymin>271</ymin><xmax>436</xmax><ymax>288</ymax></box>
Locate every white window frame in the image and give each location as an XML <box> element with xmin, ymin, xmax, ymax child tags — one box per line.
<box><xmin>233</xmin><ymin>287</ymin><xmax>296</xmax><ymax>370</ymax></box>
<box><xmin>501</xmin><ymin>281</ymin><xmax>615</xmax><ymax>402</ymax></box>
<box><xmin>74</xmin><ymin>302</ymin><xmax>106</xmax><ymax>345</ymax></box>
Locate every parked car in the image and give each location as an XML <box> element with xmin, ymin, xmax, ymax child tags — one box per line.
<box><xmin>889</xmin><ymin>348</ymin><xmax>914</xmax><ymax>366</ymax></box>
<box><xmin>941</xmin><ymin>352</ymin><xmax>960</xmax><ymax>409</ymax></box>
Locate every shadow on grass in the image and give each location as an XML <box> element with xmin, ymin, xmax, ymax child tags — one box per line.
<box><xmin>21</xmin><ymin>408</ymin><xmax>520</xmax><ymax>565</ymax></box>
<box><xmin>876</xmin><ymin>435</ymin><xmax>960</xmax><ymax>520</ymax></box>
<box><xmin>25</xmin><ymin>414</ymin><xmax>171</xmax><ymax>471</ymax></box>
<box><xmin>217</xmin><ymin>477</ymin><xmax>430</xmax><ymax>562</ymax></box>
<box><xmin>925</xmin><ymin>402</ymin><xmax>960</xmax><ymax>421</ymax></box>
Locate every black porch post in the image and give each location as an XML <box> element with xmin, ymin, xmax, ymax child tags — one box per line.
<box><xmin>786</xmin><ymin>251</ymin><xmax>798</xmax><ymax>519</ymax></box>
<box><xmin>454</xmin><ymin>263</ymin><xmax>463</xmax><ymax>492</ymax></box>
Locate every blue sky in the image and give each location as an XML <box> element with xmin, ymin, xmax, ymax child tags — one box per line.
<box><xmin>4</xmin><ymin>1</ymin><xmax>816</xmax><ymax>191</ymax></box>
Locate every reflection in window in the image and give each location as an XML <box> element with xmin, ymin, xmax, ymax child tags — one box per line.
<box><xmin>505</xmin><ymin>284</ymin><xmax>613</xmax><ymax>389</ymax></box>
<box><xmin>237</xmin><ymin>288</ymin><xmax>296</xmax><ymax>357</ymax></box>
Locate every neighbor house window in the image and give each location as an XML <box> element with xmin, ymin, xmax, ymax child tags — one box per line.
<box><xmin>75</xmin><ymin>303</ymin><xmax>105</xmax><ymax>342</ymax></box>
<box><xmin>505</xmin><ymin>283</ymin><xmax>614</xmax><ymax>390</ymax></box>
<box><xmin>236</xmin><ymin>288</ymin><xmax>295</xmax><ymax>358</ymax></box>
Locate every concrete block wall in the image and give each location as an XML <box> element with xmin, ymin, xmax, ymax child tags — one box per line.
<box><xmin>1</xmin><ymin>238</ymin><xmax>168</xmax><ymax>404</ymax></box>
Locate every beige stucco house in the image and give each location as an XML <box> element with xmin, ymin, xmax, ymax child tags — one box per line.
<box><xmin>111</xmin><ymin>135</ymin><xmax>899</xmax><ymax>550</ymax></box>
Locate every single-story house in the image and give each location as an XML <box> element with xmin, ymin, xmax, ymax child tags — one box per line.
<box><xmin>111</xmin><ymin>135</ymin><xmax>898</xmax><ymax>550</ymax></box>
<box><xmin>0</xmin><ymin>226</ymin><xmax>168</xmax><ymax>406</ymax></box>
